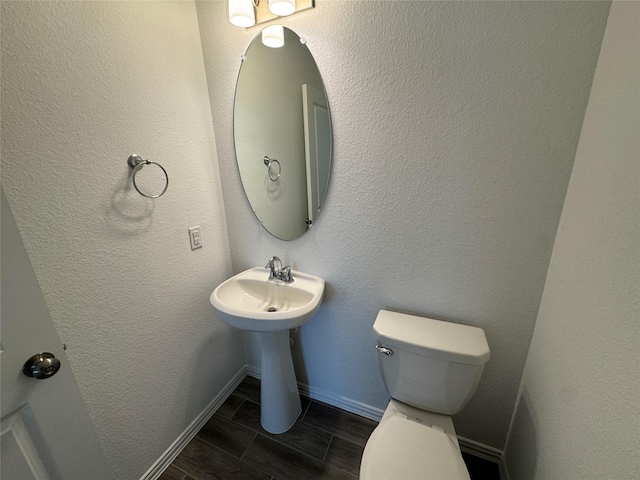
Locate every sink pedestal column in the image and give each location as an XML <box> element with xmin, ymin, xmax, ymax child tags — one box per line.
<box><xmin>254</xmin><ymin>330</ymin><xmax>301</xmax><ymax>434</ymax></box>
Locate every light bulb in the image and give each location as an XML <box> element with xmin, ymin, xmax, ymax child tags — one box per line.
<box><xmin>229</xmin><ymin>0</ymin><xmax>255</xmax><ymax>27</ymax></box>
<box><xmin>268</xmin><ymin>0</ymin><xmax>295</xmax><ymax>17</ymax></box>
<box><xmin>262</xmin><ymin>25</ymin><xmax>285</xmax><ymax>48</ymax></box>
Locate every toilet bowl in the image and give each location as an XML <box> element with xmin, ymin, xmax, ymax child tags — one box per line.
<box><xmin>360</xmin><ymin>310</ymin><xmax>490</xmax><ymax>480</ymax></box>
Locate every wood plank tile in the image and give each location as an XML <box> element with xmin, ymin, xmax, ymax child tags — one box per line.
<box><xmin>196</xmin><ymin>413</ymin><xmax>256</xmax><ymax>458</ymax></box>
<box><xmin>300</xmin><ymin>395</ymin><xmax>312</xmax><ymax>413</ymax></box>
<box><xmin>173</xmin><ymin>437</ymin><xmax>269</xmax><ymax>480</ymax></box>
<box><xmin>302</xmin><ymin>401</ymin><xmax>378</xmax><ymax>446</ymax></box>
<box><xmin>216</xmin><ymin>394</ymin><xmax>245</xmax><ymax>419</ymax></box>
<box><xmin>233</xmin><ymin>376</ymin><xmax>261</xmax><ymax>404</ymax></box>
<box><xmin>324</xmin><ymin>436</ymin><xmax>365</xmax><ymax>476</ymax></box>
<box><xmin>242</xmin><ymin>434</ymin><xmax>357</xmax><ymax>480</ymax></box>
<box><xmin>158</xmin><ymin>464</ymin><xmax>186</xmax><ymax>480</ymax></box>
<box><xmin>232</xmin><ymin>400</ymin><xmax>332</xmax><ymax>460</ymax></box>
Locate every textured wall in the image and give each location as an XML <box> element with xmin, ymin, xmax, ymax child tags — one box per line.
<box><xmin>197</xmin><ymin>0</ymin><xmax>610</xmax><ymax>449</ymax></box>
<box><xmin>504</xmin><ymin>2</ymin><xmax>640</xmax><ymax>478</ymax></box>
<box><xmin>1</xmin><ymin>2</ymin><xmax>244</xmax><ymax>478</ymax></box>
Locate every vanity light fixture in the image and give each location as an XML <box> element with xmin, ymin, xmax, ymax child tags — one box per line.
<box><xmin>229</xmin><ymin>0</ymin><xmax>314</xmax><ymax>28</ymax></box>
<box><xmin>262</xmin><ymin>25</ymin><xmax>285</xmax><ymax>48</ymax></box>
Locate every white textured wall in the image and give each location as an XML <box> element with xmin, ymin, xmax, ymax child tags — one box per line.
<box><xmin>504</xmin><ymin>2</ymin><xmax>640</xmax><ymax>478</ymax></box>
<box><xmin>1</xmin><ymin>2</ymin><xmax>244</xmax><ymax>479</ymax></box>
<box><xmin>196</xmin><ymin>1</ymin><xmax>610</xmax><ymax>449</ymax></box>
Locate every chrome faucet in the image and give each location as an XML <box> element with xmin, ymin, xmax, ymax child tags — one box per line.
<box><xmin>265</xmin><ymin>256</ymin><xmax>294</xmax><ymax>283</ymax></box>
<box><xmin>265</xmin><ymin>256</ymin><xmax>282</xmax><ymax>279</ymax></box>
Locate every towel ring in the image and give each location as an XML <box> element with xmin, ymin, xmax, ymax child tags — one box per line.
<box><xmin>127</xmin><ymin>154</ymin><xmax>169</xmax><ymax>198</ymax></box>
<box><xmin>263</xmin><ymin>156</ymin><xmax>281</xmax><ymax>182</ymax></box>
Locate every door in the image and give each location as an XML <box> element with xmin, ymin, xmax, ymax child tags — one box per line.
<box><xmin>302</xmin><ymin>84</ymin><xmax>331</xmax><ymax>226</ymax></box>
<box><xmin>1</xmin><ymin>188</ymin><xmax>113</xmax><ymax>480</ymax></box>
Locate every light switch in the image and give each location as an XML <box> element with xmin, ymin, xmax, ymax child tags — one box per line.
<box><xmin>188</xmin><ymin>226</ymin><xmax>202</xmax><ymax>250</ymax></box>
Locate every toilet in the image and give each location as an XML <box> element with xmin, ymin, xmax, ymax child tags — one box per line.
<box><xmin>360</xmin><ymin>310</ymin><xmax>490</xmax><ymax>479</ymax></box>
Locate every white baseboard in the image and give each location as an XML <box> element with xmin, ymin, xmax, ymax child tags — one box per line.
<box><xmin>298</xmin><ymin>383</ymin><xmax>384</xmax><ymax>422</ymax></box>
<box><xmin>458</xmin><ymin>436</ymin><xmax>508</xmax><ymax>479</ymax></box>
<box><xmin>245</xmin><ymin>365</ymin><xmax>384</xmax><ymax>422</ymax></box>
<box><xmin>497</xmin><ymin>451</ymin><xmax>511</xmax><ymax>480</ymax></box>
<box><xmin>139</xmin><ymin>366</ymin><xmax>248</xmax><ymax>480</ymax></box>
<box><xmin>245</xmin><ymin>364</ymin><xmax>261</xmax><ymax>379</ymax></box>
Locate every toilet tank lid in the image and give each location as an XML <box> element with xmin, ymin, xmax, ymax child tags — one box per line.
<box><xmin>373</xmin><ymin>310</ymin><xmax>490</xmax><ymax>365</ymax></box>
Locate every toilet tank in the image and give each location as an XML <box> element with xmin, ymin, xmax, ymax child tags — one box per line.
<box><xmin>374</xmin><ymin>310</ymin><xmax>490</xmax><ymax>415</ymax></box>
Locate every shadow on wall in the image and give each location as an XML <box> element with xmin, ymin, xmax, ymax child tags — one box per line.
<box><xmin>104</xmin><ymin>169</ymin><xmax>155</xmax><ymax>234</ymax></box>
<box><xmin>505</xmin><ymin>387</ymin><xmax>539</xmax><ymax>480</ymax></box>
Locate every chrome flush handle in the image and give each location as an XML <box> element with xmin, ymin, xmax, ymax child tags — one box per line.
<box><xmin>375</xmin><ymin>345</ymin><xmax>393</xmax><ymax>356</ymax></box>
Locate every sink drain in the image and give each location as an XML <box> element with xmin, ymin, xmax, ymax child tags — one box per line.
<box><xmin>267</xmin><ymin>307</ymin><xmax>278</xmax><ymax>313</ymax></box>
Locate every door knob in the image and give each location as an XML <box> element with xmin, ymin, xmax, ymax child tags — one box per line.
<box><xmin>23</xmin><ymin>352</ymin><xmax>61</xmax><ymax>379</ymax></box>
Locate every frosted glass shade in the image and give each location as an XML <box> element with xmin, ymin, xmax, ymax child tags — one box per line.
<box><xmin>229</xmin><ymin>0</ymin><xmax>255</xmax><ymax>27</ymax></box>
<box><xmin>262</xmin><ymin>25</ymin><xmax>285</xmax><ymax>48</ymax></box>
<box><xmin>268</xmin><ymin>0</ymin><xmax>296</xmax><ymax>17</ymax></box>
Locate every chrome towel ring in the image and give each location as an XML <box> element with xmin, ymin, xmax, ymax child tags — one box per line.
<box><xmin>127</xmin><ymin>154</ymin><xmax>169</xmax><ymax>198</ymax></box>
<box><xmin>263</xmin><ymin>156</ymin><xmax>281</xmax><ymax>182</ymax></box>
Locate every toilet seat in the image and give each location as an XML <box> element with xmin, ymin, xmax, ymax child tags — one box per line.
<box><xmin>360</xmin><ymin>415</ymin><xmax>470</xmax><ymax>480</ymax></box>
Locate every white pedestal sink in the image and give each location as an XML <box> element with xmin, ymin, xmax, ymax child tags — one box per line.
<box><xmin>210</xmin><ymin>267</ymin><xmax>324</xmax><ymax>434</ymax></box>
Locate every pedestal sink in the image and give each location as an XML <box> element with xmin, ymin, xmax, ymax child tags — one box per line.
<box><xmin>210</xmin><ymin>266</ymin><xmax>324</xmax><ymax>433</ymax></box>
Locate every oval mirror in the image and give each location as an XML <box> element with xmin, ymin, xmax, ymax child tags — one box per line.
<box><xmin>234</xmin><ymin>26</ymin><xmax>332</xmax><ymax>240</ymax></box>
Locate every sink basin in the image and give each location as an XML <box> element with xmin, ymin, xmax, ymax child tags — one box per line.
<box><xmin>210</xmin><ymin>267</ymin><xmax>325</xmax><ymax>332</ymax></box>
<box><xmin>210</xmin><ymin>266</ymin><xmax>325</xmax><ymax>434</ymax></box>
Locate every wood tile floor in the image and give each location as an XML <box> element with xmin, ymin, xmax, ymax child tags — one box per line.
<box><xmin>159</xmin><ymin>377</ymin><xmax>500</xmax><ymax>480</ymax></box>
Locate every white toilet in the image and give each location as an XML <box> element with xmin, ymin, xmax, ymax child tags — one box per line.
<box><xmin>360</xmin><ymin>310</ymin><xmax>490</xmax><ymax>479</ymax></box>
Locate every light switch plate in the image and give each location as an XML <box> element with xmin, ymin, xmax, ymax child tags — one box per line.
<box><xmin>188</xmin><ymin>226</ymin><xmax>202</xmax><ymax>250</ymax></box>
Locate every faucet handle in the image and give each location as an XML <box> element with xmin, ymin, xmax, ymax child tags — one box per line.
<box><xmin>280</xmin><ymin>266</ymin><xmax>293</xmax><ymax>283</ymax></box>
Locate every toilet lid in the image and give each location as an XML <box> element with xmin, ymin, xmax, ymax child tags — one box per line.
<box><xmin>360</xmin><ymin>416</ymin><xmax>470</xmax><ymax>480</ymax></box>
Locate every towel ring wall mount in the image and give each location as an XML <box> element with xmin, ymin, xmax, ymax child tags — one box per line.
<box><xmin>127</xmin><ymin>154</ymin><xmax>169</xmax><ymax>198</ymax></box>
<box><xmin>263</xmin><ymin>155</ymin><xmax>281</xmax><ymax>182</ymax></box>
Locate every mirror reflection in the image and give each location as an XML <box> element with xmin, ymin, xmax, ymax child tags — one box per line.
<box><xmin>234</xmin><ymin>26</ymin><xmax>332</xmax><ymax>240</ymax></box>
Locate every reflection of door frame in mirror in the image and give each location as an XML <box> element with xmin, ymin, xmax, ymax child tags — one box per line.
<box><xmin>302</xmin><ymin>84</ymin><xmax>331</xmax><ymax>227</ymax></box>
<box><xmin>233</xmin><ymin>26</ymin><xmax>332</xmax><ymax>241</ymax></box>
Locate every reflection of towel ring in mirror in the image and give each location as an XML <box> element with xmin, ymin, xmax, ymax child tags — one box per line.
<box><xmin>127</xmin><ymin>154</ymin><xmax>169</xmax><ymax>198</ymax></box>
<box><xmin>263</xmin><ymin>156</ymin><xmax>281</xmax><ymax>182</ymax></box>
